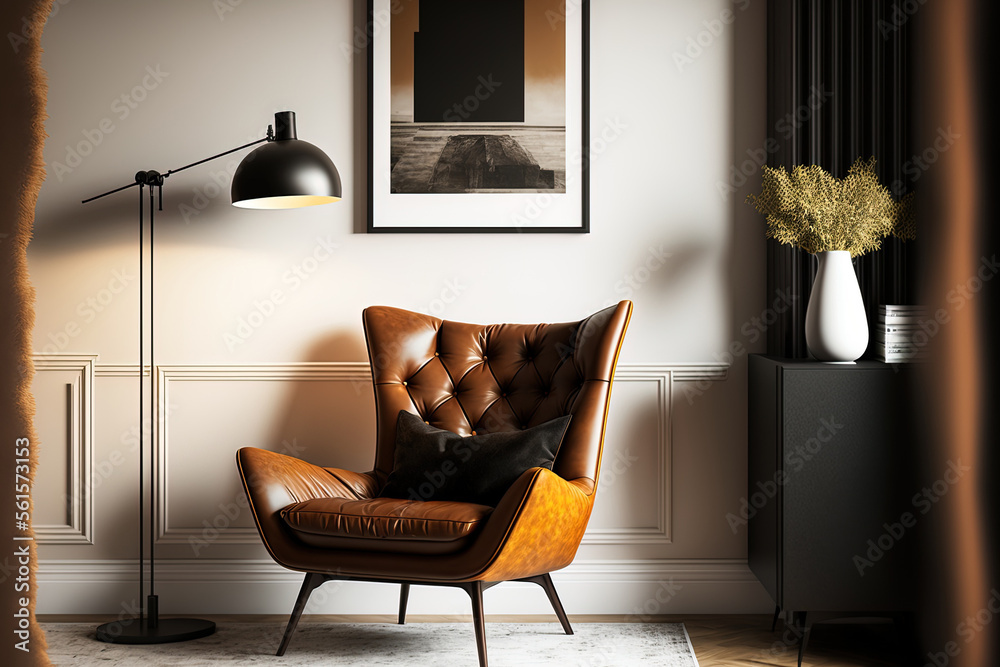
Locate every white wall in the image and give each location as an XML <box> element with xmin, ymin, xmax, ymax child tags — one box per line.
<box><xmin>30</xmin><ymin>0</ymin><xmax>771</xmax><ymax>615</ymax></box>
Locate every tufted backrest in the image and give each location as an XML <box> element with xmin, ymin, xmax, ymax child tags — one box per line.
<box><xmin>362</xmin><ymin>301</ymin><xmax>632</xmax><ymax>490</ymax></box>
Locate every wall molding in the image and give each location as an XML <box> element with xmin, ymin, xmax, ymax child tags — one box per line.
<box><xmin>154</xmin><ymin>363</ymin><xmax>373</xmax><ymax>545</ymax></box>
<box><xmin>31</xmin><ymin>354</ymin><xmax>96</xmax><ymax>545</ymax></box>
<box><xmin>95</xmin><ymin>364</ymin><xmax>150</xmax><ymax>378</ymax></box>
<box><xmin>30</xmin><ymin>357</ymin><xmax>751</xmax><ymax>613</ymax></box>
<box><xmin>31</xmin><ymin>358</ymin><xmax>729</xmax><ymax>550</ymax></box>
<box><xmin>93</xmin><ymin>361</ymin><xmax>729</xmax><ymax>382</ymax></box>
<box><xmin>658</xmin><ymin>363</ymin><xmax>729</xmax><ymax>383</ymax></box>
<box><xmin>583</xmin><ymin>363</ymin><xmax>727</xmax><ymax>545</ymax></box>
<box><xmin>586</xmin><ymin>366</ymin><xmax>672</xmax><ymax>545</ymax></box>
<box><xmin>150</xmin><ymin>362</ymin><xmax>728</xmax><ymax>548</ymax></box>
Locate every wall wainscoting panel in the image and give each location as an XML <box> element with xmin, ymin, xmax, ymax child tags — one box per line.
<box><xmin>584</xmin><ymin>366</ymin><xmax>673</xmax><ymax>546</ymax></box>
<box><xmin>148</xmin><ymin>362</ymin><xmax>727</xmax><ymax>549</ymax></box>
<box><xmin>587</xmin><ymin>363</ymin><xmax>728</xmax><ymax>545</ymax></box>
<box><xmin>31</xmin><ymin>354</ymin><xmax>96</xmax><ymax>545</ymax></box>
<box><xmin>154</xmin><ymin>363</ymin><xmax>374</xmax><ymax>546</ymax></box>
<box><xmin>35</xmin><ymin>558</ymin><xmax>769</xmax><ymax>615</ymax></box>
<box><xmin>94</xmin><ymin>364</ymin><xmax>151</xmax><ymax>378</ymax></box>
<box><xmin>33</xmin><ymin>359</ymin><xmax>757</xmax><ymax>613</ymax></box>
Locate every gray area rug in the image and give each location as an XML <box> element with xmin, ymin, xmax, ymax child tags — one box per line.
<box><xmin>42</xmin><ymin>622</ymin><xmax>700</xmax><ymax>666</ymax></box>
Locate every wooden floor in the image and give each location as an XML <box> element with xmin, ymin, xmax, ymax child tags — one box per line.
<box><xmin>681</xmin><ymin>615</ymin><xmax>899</xmax><ymax>666</ymax></box>
<box><xmin>39</xmin><ymin>614</ymin><xmax>902</xmax><ymax>666</ymax></box>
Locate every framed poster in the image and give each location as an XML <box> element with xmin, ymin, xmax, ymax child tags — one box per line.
<box><xmin>367</xmin><ymin>0</ymin><xmax>590</xmax><ymax>233</ymax></box>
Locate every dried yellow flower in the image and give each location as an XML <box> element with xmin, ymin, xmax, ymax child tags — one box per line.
<box><xmin>746</xmin><ymin>157</ymin><xmax>914</xmax><ymax>257</ymax></box>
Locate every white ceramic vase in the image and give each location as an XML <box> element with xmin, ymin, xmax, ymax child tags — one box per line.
<box><xmin>804</xmin><ymin>250</ymin><xmax>869</xmax><ymax>362</ymax></box>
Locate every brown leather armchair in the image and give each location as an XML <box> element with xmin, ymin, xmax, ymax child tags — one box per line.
<box><xmin>237</xmin><ymin>301</ymin><xmax>632</xmax><ymax>666</ymax></box>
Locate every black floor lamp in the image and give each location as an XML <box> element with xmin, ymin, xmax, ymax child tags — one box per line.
<box><xmin>81</xmin><ymin>111</ymin><xmax>341</xmax><ymax>644</ymax></box>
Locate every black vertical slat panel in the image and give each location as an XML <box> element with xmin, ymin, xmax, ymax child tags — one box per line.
<box><xmin>903</xmin><ymin>6</ymin><xmax>915</xmax><ymax>303</ymax></box>
<box><xmin>887</xmin><ymin>4</ymin><xmax>902</xmax><ymax>305</ymax></box>
<box><xmin>848</xmin><ymin>0</ymin><xmax>866</xmax><ymax>306</ymax></box>
<box><xmin>857</xmin><ymin>1</ymin><xmax>874</xmax><ymax>351</ymax></box>
<box><xmin>765</xmin><ymin>0</ymin><xmax>912</xmax><ymax>358</ymax></box>
<box><xmin>866</xmin><ymin>0</ymin><xmax>885</xmax><ymax>346</ymax></box>
<box><xmin>893</xmin><ymin>5</ymin><xmax>913</xmax><ymax>304</ymax></box>
<box><xmin>766</xmin><ymin>0</ymin><xmax>808</xmax><ymax>357</ymax></box>
<box><xmin>849</xmin><ymin>0</ymin><xmax>863</xmax><ymax>162</ymax></box>
<box><xmin>792</xmin><ymin>0</ymin><xmax>811</xmax><ymax>358</ymax></box>
<box><xmin>809</xmin><ymin>0</ymin><xmax>822</xmax><ymax>167</ymax></box>
<box><xmin>790</xmin><ymin>3</ymin><xmax>800</xmax><ymax>358</ymax></box>
<box><xmin>828</xmin><ymin>0</ymin><xmax>843</xmax><ymax>177</ymax></box>
<box><xmin>765</xmin><ymin>0</ymin><xmax>780</xmax><ymax>354</ymax></box>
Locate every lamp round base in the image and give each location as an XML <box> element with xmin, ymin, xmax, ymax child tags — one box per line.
<box><xmin>96</xmin><ymin>618</ymin><xmax>216</xmax><ymax>644</ymax></box>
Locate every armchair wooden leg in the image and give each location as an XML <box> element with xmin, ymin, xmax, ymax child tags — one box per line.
<box><xmin>398</xmin><ymin>583</ymin><xmax>410</xmax><ymax>625</ymax></box>
<box><xmin>464</xmin><ymin>581</ymin><xmax>489</xmax><ymax>667</ymax></box>
<box><xmin>523</xmin><ymin>573</ymin><xmax>573</xmax><ymax>635</ymax></box>
<box><xmin>277</xmin><ymin>572</ymin><xmax>327</xmax><ymax>656</ymax></box>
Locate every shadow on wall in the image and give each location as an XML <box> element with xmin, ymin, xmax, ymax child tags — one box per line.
<box><xmin>590</xmin><ymin>393</ymin><xmax>663</xmax><ymax>530</ymax></box>
<box><xmin>643</xmin><ymin>236</ymin><xmax>712</xmax><ymax>297</ymax></box>
<box><xmin>725</xmin><ymin>0</ymin><xmax>767</xmax><ymax>358</ymax></box>
<box><xmin>31</xmin><ymin>177</ymin><xmax>319</xmax><ymax>258</ymax></box>
<box><xmin>33</xmin><ymin>189</ymin><xmax>148</xmax><ymax>256</ymax></box>
<box><xmin>265</xmin><ymin>329</ymin><xmax>377</xmax><ymax>472</ymax></box>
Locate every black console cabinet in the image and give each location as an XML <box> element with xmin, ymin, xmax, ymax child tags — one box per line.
<box><xmin>748</xmin><ymin>355</ymin><xmax>916</xmax><ymax>662</ymax></box>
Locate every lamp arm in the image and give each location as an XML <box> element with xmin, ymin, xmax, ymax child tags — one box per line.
<box><xmin>81</xmin><ymin>125</ymin><xmax>273</xmax><ymax>204</ymax></box>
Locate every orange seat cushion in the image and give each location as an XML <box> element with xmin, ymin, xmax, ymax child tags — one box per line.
<box><xmin>280</xmin><ymin>497</ymin><xmax>493</xmax><ymax>555</ymax></box>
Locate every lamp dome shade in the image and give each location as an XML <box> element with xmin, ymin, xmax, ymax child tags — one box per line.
<box><xmin>231</xmin><ymin>139</ymin><xmax>342</xmax><ymax>209</ymax></box>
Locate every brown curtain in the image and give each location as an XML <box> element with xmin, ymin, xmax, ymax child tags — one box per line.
<box><xmin>0</xmin><ymin>0</ymin><xmax>54</xmax><ymax>665</ymax></box>
<box><xmin>914</xmin><ymin>0</ymin><xmax>997</xmax><ymax>664</ymax></box>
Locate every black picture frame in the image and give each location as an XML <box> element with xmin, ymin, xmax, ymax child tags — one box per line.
<box><xmin>366</xmin><ymin>0</ymin><xmax>590</xmax><ymax>233</ymax></box>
